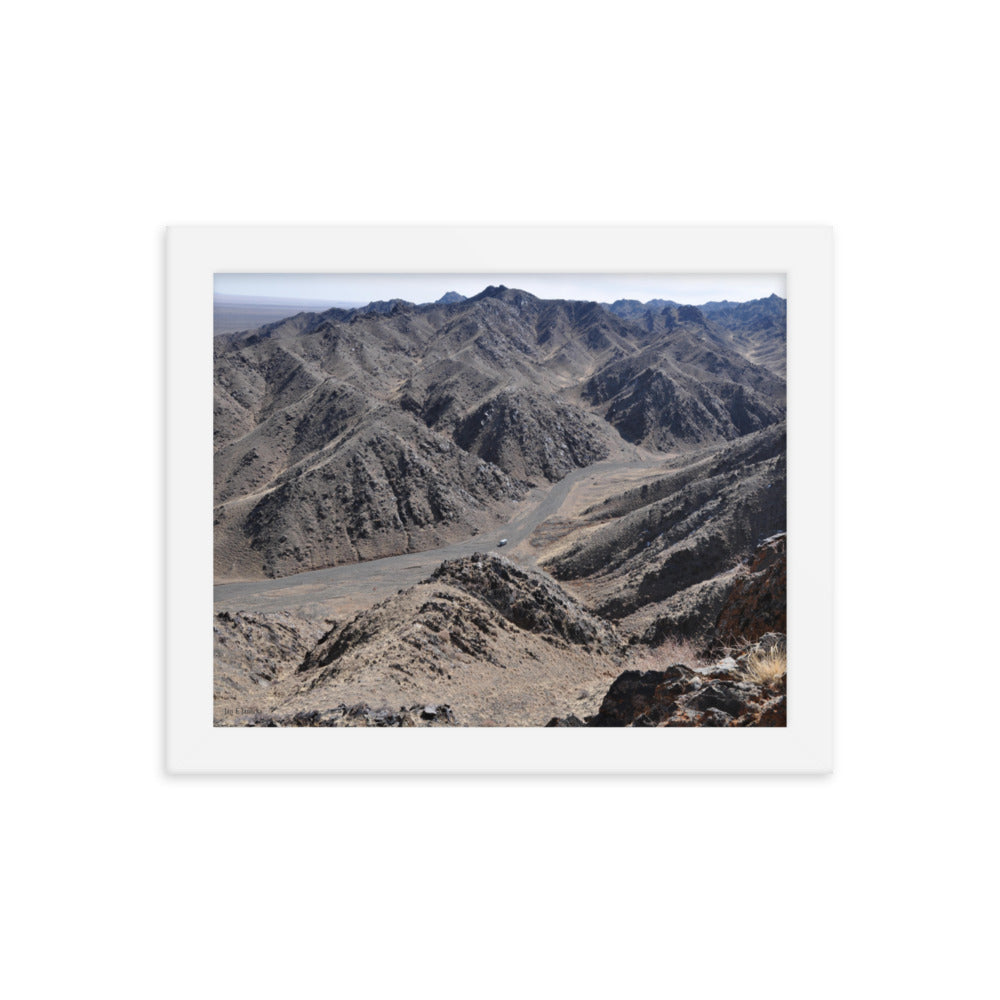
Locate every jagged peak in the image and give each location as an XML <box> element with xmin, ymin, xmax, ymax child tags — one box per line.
<box><xmin>359</xmin><ymin>298</ymin><xmax>413</xmax><ymax>316</ymax></box>
<box><xmin>675</xmin><ymin>303</ymin><xmax>707</xmax><ymax>325</ymax></box>
<box><xmin>469</xmin><ymin>285</ymin><xmax>539</xmax><ymax>307</ymax></box>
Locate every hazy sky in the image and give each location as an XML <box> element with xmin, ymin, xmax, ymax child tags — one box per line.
<box><xmin>214</xmin><ymin>273</ymin><xmax>785</xmax><ymax>306</ymax></box>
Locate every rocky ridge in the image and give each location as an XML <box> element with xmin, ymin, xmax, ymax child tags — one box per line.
<box><xmin>214</xmin><ymin>289</ymin><xmax>786</xmax><ymax>580</ymax></box>
<box><xmin>714</xmin><ymin>531</ymin><xmax>787</xmax><ymax>643</ymax></box>
<box><xmin>226</xmin><ymin>555</ymin><xmax>626</xmax><ymax>727</ymax></box>
<box><xmin>214</xmin><ymin>408</ymin><xmax>526</xmax><ymax>579</ymax></box>
<box><xmin>220</xmin><ymin>702</ymin><xmax>458</xmax><ymax>728</ymax></box>
<box><xmin>213</xmin><ymin>610</ymin><xmax>328</xmax><ymax>722</ymax></box>
<box><xmin>218</xmin><ymin>545</ymin><xmax>788</xmax><ymax>728</ymax></box>
<box><xmin>584</xmin><ymin>656</ymin><xmax>786</xmax><ymax>727</ymax></box>
<box><xmin>213</xmin><ymin>288</ymin><xmax>789</xmax><ymax>728</ymax></box>
<box><xmin>543</xmin><ymin>424</ymin><xmax>786</xmax><ymax>633</ymax></box>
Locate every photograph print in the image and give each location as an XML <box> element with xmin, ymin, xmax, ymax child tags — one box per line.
<box><xmin>213</xmin><ymin>272</ymin><xmax>787</xmax><ymax>728</ymax></box>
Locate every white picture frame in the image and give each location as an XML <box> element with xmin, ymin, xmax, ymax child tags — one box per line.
<box><xmin>167</xmin><ymin>224</ymin><xmax>833</xmax><ymax>773</ymax></box>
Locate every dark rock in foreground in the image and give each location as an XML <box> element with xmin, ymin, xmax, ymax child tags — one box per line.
<box><xmin>582</xmin><ymin>653</ymin><xmax>785</xmax><ymax>727</ymax></box>
<box><xmin>220</xmin><ymin>702</ymin><xmax>458</xmax><ymax>728</ymax></box>
<box><xmin>715</xmin><ymin>531</ymin><xmax>787</xmax><ymax>643</ymax></box>
<box><xmin>545</xmin><ymin>715</ymin><xmax>586</xmax><ymax>727</ymax></box>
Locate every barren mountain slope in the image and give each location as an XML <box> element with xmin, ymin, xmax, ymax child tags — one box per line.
<box><xmin>700</xmin><ymin>294</ymin><xmax>787</xmax><ymax>375</ymax></box>
<box><xmin>214</xmin><ymin>407</ymin><xmax>527</xmax><ymax>579</ymax></box>
<box><xmin>214</xmin><ymin>609</ymin><xmax>328</xmax><ymax>722</ymax></box>
<box><xmin>214</xmin><ymin>288</ymin><xmax>786</xmax><ymax>581</ymax></box>
<box><xmin>225</xmin><ymin>555</ymin><xmax>627</xmax><ymax>727</ymax></box>
<box><xmin>541</xmin><ymin>423</ymin><xmax>786</xmax><ymax>638</ymax></box>
<box><xmin>605</xmin><ymin>296</ymin><xmax>787</xmax><ymax>377</ymax></box>
<box><xmin>581</xmin><ymin>311</ymin><xmax>785</xmax><ymax>450</ymax></box>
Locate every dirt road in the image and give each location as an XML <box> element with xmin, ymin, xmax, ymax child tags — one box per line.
<box><xmin>214</xmin><ymin>452</ymin><xmax>665</xmax><ymax>620</ymax></box>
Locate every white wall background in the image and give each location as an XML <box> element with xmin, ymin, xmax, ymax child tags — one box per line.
<box><xmin>3</xmin><ymin>2</ymin><xmax>994</xmax><ymax>998</ymax></box>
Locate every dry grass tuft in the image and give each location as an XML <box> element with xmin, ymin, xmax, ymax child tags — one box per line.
<box><xmin>742</xmin><ymin>645</ymin><xmax>787</xmax><ymax>686</ymax></box>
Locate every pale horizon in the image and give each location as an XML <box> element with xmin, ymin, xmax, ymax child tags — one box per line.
<box><xmin>214</xmin><ymin>273</ymin><xmax>786</xmax><ymax>308</ymax></box>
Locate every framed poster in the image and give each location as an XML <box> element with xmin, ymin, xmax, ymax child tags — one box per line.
<box><xmin>167</xmin><ymin>225</ymin><xmax>833</xmax><ymax>772</ymax></box>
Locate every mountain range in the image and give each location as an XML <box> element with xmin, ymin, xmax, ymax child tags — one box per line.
<box><xmin>214</xmin><ymin>286</ymin><xmax>785</xmax><ymax>580</ymax></box>
<box><xmin>213</xmin><ymin>285</ymin><xmax>787</xmax><ymax>725</ymax></box>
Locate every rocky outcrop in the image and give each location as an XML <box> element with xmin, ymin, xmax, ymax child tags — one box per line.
<box><xmin>273</xmin><ymin>554</ymin><xmax>626</xmax><ymax>727</ymax></box>
<box><xmin>715</xmin><ymin>532</ymin><xmax>787</xmax><ymax>643</ymax></box>
<box><xmin>453</xmin><ymin>388</ymin><xmax>612</xmax><ymax>484</ymax></box>
<box><xmin>430</xmin><ymin>554</ymin><xmax>621</xmax><ymax>654</ymax></box>
<box><xmin>544</xmin><ymin>424</ymin><xmax>786</xmax><ymax>625</ymax></box>
<box><xmin>222</xmin><ymin>702</ymin><xmax>458</xmax><ymax>727</ymax></box>
<box><xmin>545</xmin><ymin>715</ymin><xmax>586</xmax><ymax>727</ymax></box>
<box><xmin>581</xmin><ymin>323</ymin><xmax>785</xmax><ymax>452</ymax></box>
<box><xmin>214</xmin><ymin>610</ymin><xmax>327</xmax><ymax>721</ymax></box>
<box><xmin>301</xmin><ymin>553</ymin><xmax>622</xmax><ymax>678</ymax></box>
<box><xmin>586</xmin><ymin>661</ymin><xmax>785</xmax><ymax>727</ymax></box>
<box><xmin>215</xmin><ymin>409</ymin><xmax>527</xmax><ymax>579</ymax></box>
<box><xmin>637</xmin><ymin>576</ymin><xmax>735</xmax><ymax>645</ymax></box>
